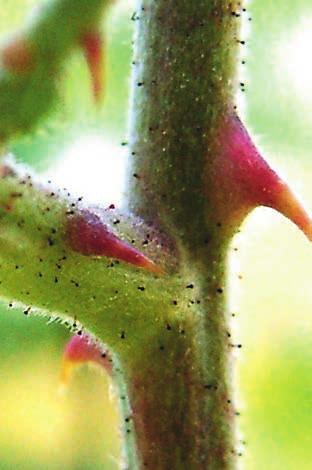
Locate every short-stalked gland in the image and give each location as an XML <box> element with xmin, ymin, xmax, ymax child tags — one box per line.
<box><xmin>80</xmin><ymin>31</ymin><xmax>104</xmax><ymax>103</ymax></box>
<box><xmin>60</xmin><ymin>334</ymin><xmax>112</xmax><ymax>391</ymax></box>
<box><xmin>207</xmin><ymin>112</ymin><xmax>312</xmax><ymax>239</ymax></box>
<box><xmin>67</xmin><ymin>209</ymin><xmax>163</xmax><ymax>274</ymax></box>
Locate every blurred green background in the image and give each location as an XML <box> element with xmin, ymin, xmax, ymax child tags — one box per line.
<box><xmin>0</xmin><ymin>0</ymin><xmax>311</xmax><ymax>468</ymax></box>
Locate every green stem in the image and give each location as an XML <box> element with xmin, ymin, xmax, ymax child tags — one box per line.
<box><xmin>128</xmin><ymin>0</ymin><xmax>239</xmax><ymax>245</ymax></box>
<box><xmin>0</xmin><ymin>1</ymin><xmax>243</xmax><ymax>467</ymax></box>
<box><xmin>119</xmin><ymin>244</ymin><xmax>236</xmax><ymax>469</ymax></box>
<box><xmin>123</xmin><ymin>1</ymin><xmax>241</xmax><ymax>467</ymax></box>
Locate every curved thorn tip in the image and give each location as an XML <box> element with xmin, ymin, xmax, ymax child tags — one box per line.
<box><xmin>271</xmin><ymin>184</ymin><xmax>312</xmax><ymax>241</ymax></box>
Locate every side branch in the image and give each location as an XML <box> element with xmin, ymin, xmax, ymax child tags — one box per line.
<box><xmin>0</xmin><ymin>163</ymin><xmax>179</xmax><ymax>355</ymax></box>
<box><xmin>0</xmin><ymin>0</ymin><xmax>111</xmax><ymax>142</ymax></box>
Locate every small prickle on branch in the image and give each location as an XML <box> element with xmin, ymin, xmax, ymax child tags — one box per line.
<box><xmin>1</xmin><ymin>35</ymin><xmax>34</xmax><ymax>73</ymax></box>
<box><xmin>67</xmin><ymin>209</ymin><xmax>164</xmax><ymax>274</ymax></box>
<box><xmin>81</xmin><ymin>31</ymin><xmax>105</xmax><ymax>103</ymax></box>
<box><xmin>60</xmin><ymin>334</ymin><xmax>112</xmax><ymax>390</ymax></box>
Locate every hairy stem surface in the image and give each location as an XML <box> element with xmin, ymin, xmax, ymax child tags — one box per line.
<box><xmin>119</xmin><ymin>245</ymin><xmax>236</xmax><ymax>469</ymax></box>
<box><xmin>0</xmin><ymin>1</ymin><xmax>310</xmax><ymax>469</ymax></box>
<box><xmin>124</xmin><ymin>0</ymin><xmax>241</xmax><ymax>468</ymax></box>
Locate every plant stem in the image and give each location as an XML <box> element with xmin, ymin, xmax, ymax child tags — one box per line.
<box><xmin>119</xmin><ymin>243</ymin><xmax>236</xmax><ymax>469</ymax></box>
<box><xmin>128</xmin><ymin>0</ymin><xmax>239</xmax><ymax>245</ymax></box>
<box><xmin>122</xmin><ymin>1</ymin><xmax>241</xmax><ymax>467</ymax></box>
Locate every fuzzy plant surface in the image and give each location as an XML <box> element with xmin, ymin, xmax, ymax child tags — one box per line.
<box><xmin>0</xmin><ymin>1</ymin><xmax>311</xmax><ymax>469</ymax></box>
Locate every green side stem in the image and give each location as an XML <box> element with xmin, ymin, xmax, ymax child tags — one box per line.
<box><xmin>120</xmin><ymin>1</ymin><xmax>241</xmax><ymax>468</ymax></box>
